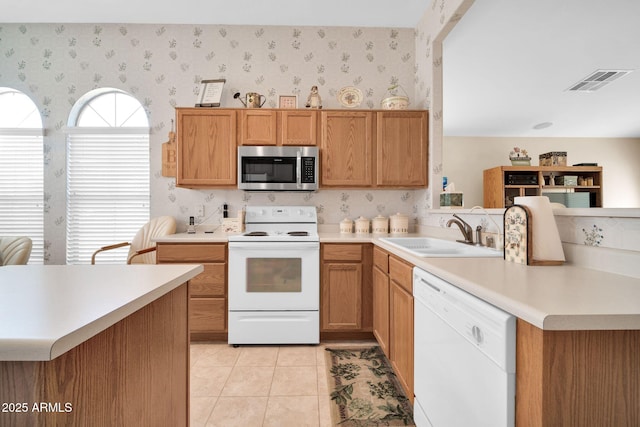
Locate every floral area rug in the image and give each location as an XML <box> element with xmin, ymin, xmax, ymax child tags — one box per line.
<box><xmin>325</xmin><ymin>346</ymin><xmax>415</xmax><ymax>426</ymax></box>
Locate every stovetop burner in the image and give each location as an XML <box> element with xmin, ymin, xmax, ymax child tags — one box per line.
<box><xmin>243</xmin><ymin>231</ymin><xmax>268</xmax><ymax>236</ymax></box>
<box><xmin>228</xmin><ymin>206</ymin><xmax>319</xmax><ymax>243</ymax></box>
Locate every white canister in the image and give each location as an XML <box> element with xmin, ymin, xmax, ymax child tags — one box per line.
<box><xmin>355</xmin><ymin>216</ymin><xmax>370</xmax><ymax>234</ymax></box>
<box><xmin>340</xmin><ymin>218</ymin><xmax>353</xmax><ymax>234</ymax></box>
<box><xmin>371</xmin><ymin>215</ymin><xmax>389</xmax><ymax>234</ymax></box>
<box><xmin>389</xmin><ymin>212</ymin><xmax>409</xmax><ymax>234</ymax></box>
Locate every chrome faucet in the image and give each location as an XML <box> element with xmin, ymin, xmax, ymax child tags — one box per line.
<box><xmin>446</xmin><ymin>214</ymin><xmax>474</xmax><ymax>245</ymax></box>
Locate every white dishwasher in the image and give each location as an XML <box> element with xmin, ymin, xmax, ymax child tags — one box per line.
<box><xmin>413</xmin><ymin>267</ymin><xmax>516</xmax><ymax>427</ymax></box>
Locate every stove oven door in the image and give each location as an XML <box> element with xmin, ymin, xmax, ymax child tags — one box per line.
<box><xmin>228</xmin><ymin>241</ymin><xmax>319</xmax><ymax>311</ymax></box>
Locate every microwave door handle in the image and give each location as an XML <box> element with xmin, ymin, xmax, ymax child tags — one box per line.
<box><xmin>296</xmin><ymin>151</ymin><xmax>302</xmax><ymax>188</ymax></box>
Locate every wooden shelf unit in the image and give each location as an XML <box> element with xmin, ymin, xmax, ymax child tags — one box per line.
<box><xmin>483</xmin><ymin>165</ymin><xmax>603</xmax><ymax>208</ymax></box>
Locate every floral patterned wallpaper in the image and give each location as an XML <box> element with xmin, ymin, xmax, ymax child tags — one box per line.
<box><xmin>0</xmin><ymin>23</ymin><xmax>419</xmax><ymax>263</ymax></box>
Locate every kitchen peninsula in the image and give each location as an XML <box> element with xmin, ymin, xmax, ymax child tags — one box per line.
<box><xmin>0</xmin><ymin>264</ymin><xmax>203</xmax><ymax>426</ymax></box>
<box><xmin>157</xmin><ymin>229</ymin><xmax>640</xmax><ymax>426</ymax></box>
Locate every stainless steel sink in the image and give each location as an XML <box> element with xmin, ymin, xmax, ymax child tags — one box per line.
<box><xmin>378</xmin><ymin>237</ymin><xmax>502</xmax><ymax>258</ymax></box>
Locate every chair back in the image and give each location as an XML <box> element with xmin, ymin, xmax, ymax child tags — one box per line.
<box><xmin>128</xmin><ymin>216</ymin><xmax>176</xmax><ymax>264</ymax></box>
<box><xmin>0</xmin><ymin>236</ymin><xmax>33</xmax><ymax>266</ymax></box>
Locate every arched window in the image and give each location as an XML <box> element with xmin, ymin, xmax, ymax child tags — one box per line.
<box><xmin>66</xmin><ymin>88</ymin><xmax>150</xmax><ymax>264</ymax></box>
<box><xmin>0</xmin><ymin>88</ymin><xmax>44</xmax><ymax>264</ymax></box>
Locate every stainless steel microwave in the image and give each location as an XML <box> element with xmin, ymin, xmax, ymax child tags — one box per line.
<box><xmin>238</xmin><ymin>146</ymin><xmax>318</xmax><ymax>191</ymax></box>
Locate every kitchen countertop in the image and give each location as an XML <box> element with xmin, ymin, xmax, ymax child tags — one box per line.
<box><xmin>154</xmin><ymin>230</ymin><xmax>640</xmax><ymax>331</ymax></box>
<box><xmin>155</xmin><ymin>229</ymin><xmax>234</xmax><ymax>242</ymax></box>
<box><xmin>372</xmin><ymin>239</ymin><xmax>640</xmax><ymax>331</ymax></box>
<box><xmin>0</xmin><ymin>264</ymin><xmax>203</xmax><ymax>361</ymax></box>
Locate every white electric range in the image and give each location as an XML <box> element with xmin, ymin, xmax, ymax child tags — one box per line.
<box><xmin>227</xmin><ymin>206</ymin><xmax>319</xmax><ymax>345</ymax></box>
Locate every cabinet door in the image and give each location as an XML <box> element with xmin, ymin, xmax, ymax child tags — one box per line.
<box><xmin>373</xmin><ymin>266</ymin><xmax>390</xmax><ymax>357</ymax></box>
<box><xmin>376</xmin><ymin>111</ymin><xmax>428</xmax><ymax>187</ymax></box>
<box><xmin>321</xmin><ymin>262</ymin><xmax>362</xmax><ymax>330</ymax></box>
<box><xmin>190</xmin><ymin>298</ymin><xmax>226</xmax><ymax>332</ymax></box>
<box><xmin>279</xmin><ymin>110</ymin><xmax>317</xmax><ymax>146</ymax></box>
<box><xmin>239</xmin><ymin>110</ymin><xmax>277</xmax><ymax>145</ymax></box>
<box><xmin>176</xmin><ymin>108</ymin><xmax>237</xmax><ymax>187</ymax></box>
<box><xmin>390</xmin><ymin>281</ymin><xmax>414</xmax><ymax>400</ymax></box>
<box><xmin>189</xmin><ymin>263</ymin><xmax>226</xmax><ymax>297</ymax></box>
<box><xmin>320</xmin><ymin>111</ymin><xmax>373</xmax><ymax>186</ymax></box>
<box><xmin>157</xmin><ymin>243</ymin><xmax>226</xmax><ymax>263</ymax></box>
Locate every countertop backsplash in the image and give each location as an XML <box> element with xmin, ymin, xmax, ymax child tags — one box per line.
<box><xmin>177</xmin><ymin>189</ymin><xmax>417</xmax><ymax>234</ymax></box>
<box><xmin>422</xmin><ymin>209</ymin><xmax>640</xmax><ymax>278</ymax></box>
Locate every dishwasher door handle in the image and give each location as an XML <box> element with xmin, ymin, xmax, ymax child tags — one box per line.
<box><xmin>417</xmin><ymin>277</ymin><xmax>441</xmax><ymax>293</ymax></box>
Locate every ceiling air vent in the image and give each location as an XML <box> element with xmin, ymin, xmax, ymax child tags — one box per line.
<box><xmin>566</xmin><ymin>69</ymin><xmax>632</xmax><ymax>92</ymax></box>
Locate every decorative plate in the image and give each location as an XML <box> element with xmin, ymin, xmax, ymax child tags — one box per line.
<box><xmin>337</xmin><ymin>86</ymin><xmax>363</xmax><ymax>108</ymax></box>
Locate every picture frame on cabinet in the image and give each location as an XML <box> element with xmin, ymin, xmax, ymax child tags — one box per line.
<box><xmin>196</xmin><ymin>79</ymin><xmax>225</xmax><ymax>107</ymax></box>
<box><xmin>278</xmin><ymin>95</ymin><xmax>298</xmax><ymax>109</ymax></box>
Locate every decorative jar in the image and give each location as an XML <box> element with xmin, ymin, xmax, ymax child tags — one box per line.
<box><xmin>371</xmin><ymin>215</ymin><xmax>389</xmax><ymax>234</ymax></box>
<box><xmin>339</xmin><ymin>218</ymin><xmax>353</xmax><ymax>234</ymax></box>
<box><xmin>355</xmin><ymin>216</ymin><xmax>370</xmax><ymax>234</ymax></box>
<box><xmin>389</xmin><ymin>213</ymin><xmax>409</xmax><ymax>234</ymax></box>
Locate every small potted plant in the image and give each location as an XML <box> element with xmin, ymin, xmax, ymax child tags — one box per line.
<box><xmin>509</xmin><ymin>147</ymin><xmax>531</xmax><ymax>166</ymax></box>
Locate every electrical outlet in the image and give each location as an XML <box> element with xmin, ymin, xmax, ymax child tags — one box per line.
<box><xmin>196</xmin><ymin>205</ymin><xmax>205</xmax><ymax>217</ymax></box>
<box><xmin>481</xmin><ymin>231</ymin><xmax>503</xmax><ymax>249</ymax></box>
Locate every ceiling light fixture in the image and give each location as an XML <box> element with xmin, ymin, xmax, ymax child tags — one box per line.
<box><xmin>533</xmin><ymin>122</ymin><xmax>553</xmax><ymax>130</ymax></box>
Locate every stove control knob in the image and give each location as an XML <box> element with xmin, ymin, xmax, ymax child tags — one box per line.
<box><xmin>297</xmin><ymin>209</ymin><xmax>304</xmax><ymax>216</ymax></box>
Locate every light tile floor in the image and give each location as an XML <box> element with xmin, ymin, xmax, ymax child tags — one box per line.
<box><xmin>190</xmin><ymin>341</ymin><xmax>375</xmax><ymax>427</ymax></box>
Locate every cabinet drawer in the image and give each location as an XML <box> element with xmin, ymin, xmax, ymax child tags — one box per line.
<box><xmin>190</xmin><ymin>297</ymin><xmax>226</xmax><ymax>332</ymax></box>
<box><xmin>157</xmin><ymin>243</ymin><xmax>226</xmax><ymax>262</ymax></box>
<box><xmin>190</xmin><ymin>263</ymin><xmax>226</xmax><ymax>297</ymax></box>
<box><xmin>373</xmin><ymin>247</ymin><xmax>389</xmax><ymax>272</ymax></box>
<box><xmin>389</xmin><ymin>255</ymin><xmax>413</xmax><ymax>293</ymax></box>
<box><xmin>323</xmin><ymin>244</ymin><xmax>362</xmax><ymax>261</ymax></box>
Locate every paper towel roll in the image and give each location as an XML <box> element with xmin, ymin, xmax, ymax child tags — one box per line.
<box><xmin>514</xmin><ymin>196</ymin><xmax>565</xmax><ymax>263</ymax></box>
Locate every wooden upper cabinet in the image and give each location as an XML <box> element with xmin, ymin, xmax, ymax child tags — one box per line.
<box><xmin>376</xmin><ymin>111</ymin><xmax>428</xmax><ymax>187</ymax></box>
<box><xmin>175</xmin><ymin>107</ymin><xmax>427</xmax><ymax>189</ymax></box>
<box><xmin>175</xmin><ymin>108</ymin><xmax>237</xmax><ymax>187</ymax></box>
<box><xmin>279</xmin><ymin>110</ymin><xmax>317</xmax><ymax>146</ymax></box>
<box><xmin>238</xmin><ymin>109</ymin><xmax>317</xmax><ymax>146</ymax></box>
<box><xmin>320</xmin><ymin>111</ymin><xmax>373</xmax><ymax>187</ymax></box>
<box><xmin>238</xmin><ymin>110</ymin><xmax>277</xmax><ymax>145</ymax></box>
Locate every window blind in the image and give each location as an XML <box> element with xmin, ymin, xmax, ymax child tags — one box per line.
<box><xmin>0</xmin><ymin>130</ymin><xmax>44</xmax><ymax>264</ymax></box>
<box><xmin>66</xmin><ymin>130</ymin><xmax>149</xmax><ymax>264</ymax></box>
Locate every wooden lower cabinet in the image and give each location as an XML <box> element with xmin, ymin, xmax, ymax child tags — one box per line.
<box><xmin>372</xmin><ymin>266</ymin><xmax>390</xmax><ymax>355</ymax></box>
<box><xmin>516</xmin><ymin>319</ymin><xmax>640</xmax><ymax>427</ymax></box>
<box><xmin>156</xmin><ymin>242</ymin><xmax>227</xmax><ymax>341</ymax></box>
<box><xmin>321</xmin><ymin>243</ymin><xmax>373</xmax><ymax>339</ymax></box>
<box><xmin>372</xmin><ymin>246</ymin><xmax>414</xmax><ymax>401</ymax></box>
<box><xmin>0</xmin><ymin>285</ymin><xmax>189</xmax><ymax>426</ymax></box>
<box><xmin>390</xmin><ymin>280</ymin><xmax>413</xmax><ymax>402</ymax></box>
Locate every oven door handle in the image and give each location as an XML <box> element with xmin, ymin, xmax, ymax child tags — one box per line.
<box><xmin>229</xmin><ymin>242</ymin><xmax>319</xmax><ymax>251</ymax></box>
